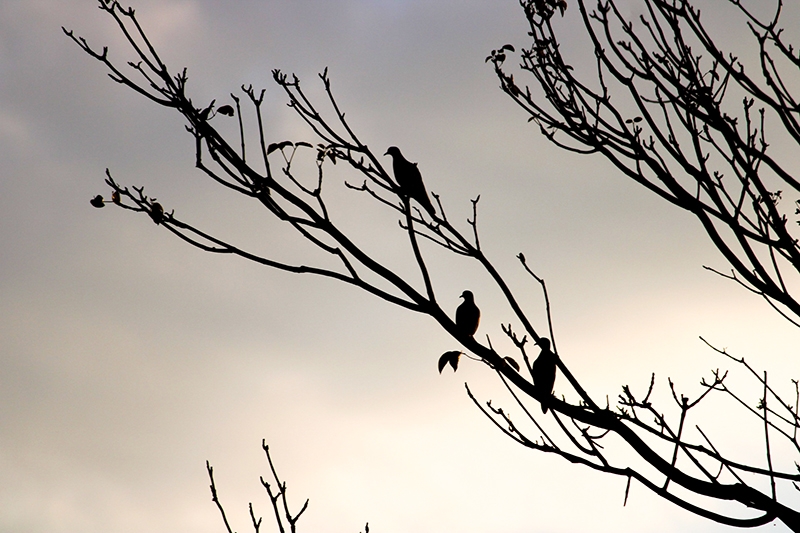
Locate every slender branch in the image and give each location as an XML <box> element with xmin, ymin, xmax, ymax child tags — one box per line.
<box><xmin>206</xmin><ymin>461</ymin><xmax>235</xmax><ymax>533</ymax></box>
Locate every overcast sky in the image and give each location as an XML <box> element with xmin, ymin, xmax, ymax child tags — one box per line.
<box><xmin>1</xmin><ymin>1</ymin><xmax>799</xmax><ymax>532</ymax></box>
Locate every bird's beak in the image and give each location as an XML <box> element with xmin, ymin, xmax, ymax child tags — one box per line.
<box><xmin>384</xmin><ymin>150</ymin><xmax>389</xmax><ymax>156</ymax></box>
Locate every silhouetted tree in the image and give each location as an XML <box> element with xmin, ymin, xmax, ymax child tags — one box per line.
<box><xmin>491</xmin><ymin>0</ymin><xmax>800</xmax><ymax>324</ymax></box>
<box><xmin>67</xmin><ymin>0</ymin><xmax>800</xmax><ymax>530</ymax></box>
<box><xmin>207</xmin><ymin>441</ymin><xmax>369</xmax><ymax>533</ymax></box>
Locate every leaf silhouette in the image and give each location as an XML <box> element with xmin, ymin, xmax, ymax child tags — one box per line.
<box><xmin>90</xmin><ymin>195</ymin><xmax>105</xmax><ymax>208</ymax></box>
<box><xmin>267</xmin><ymin>141</ymin><xmax>293</xmax><ymax>154</ymax></box>
<box><xmin>111</xmin><ymin>190</ymin><xmax>121</xmax><ymax>204</ymax></box>
<box><xmin>501</xmin><ymin>44</ymin><xmax>515</xmax><ymax>52</ymax></box>
<box><xmin>149</xmin><ymin>202</ymin><xmax>164</xmax><ymax>224</ymax></box>
<box><xmin>504</xmin><ymin>356</ymin><xmax>520</xmax><ymax>371</ymax></box>
<box><xmin>217</xmin><ymin>105</ymin><xmax>234</xmax><ymax>116</ymax></box>
<box><xmin>438</xmin><ymin>351</ymin><xmax>462</xmax><ymax>373</ymax></box>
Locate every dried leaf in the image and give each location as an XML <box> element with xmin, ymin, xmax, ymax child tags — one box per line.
<box><xmin>504</xmin><ymin>356</ymin><xmax>520</xmax><ymax>371</ymax></box>
<box><xmin>149</xmin><ymin>202</ymin><xmax>164</xmax><ymax>224</ymax></box>
<box><xmin>90</xmin><ymin>195</ymin><xmax>105</xmax><ymax>208</ymax></box>
<box><xmin>267</xmin><ymin>141</ymin><xmax>293</xmax><ymax>154</ymax></box>
<box><xmin>438</xmin><ymin>351</ymin><xmax>462</xmax><ymax>373</ymax></box>
<box><xmin>438</xmin><ymin>353</ymin><xmax>448</xmax><ymax>373</ymax></box>
<box><xmin>217</xmin><ymin>105</ymin><xmax>234</xmax><ymax>116</ymax></box>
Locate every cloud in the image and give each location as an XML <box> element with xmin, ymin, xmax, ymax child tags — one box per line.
<box><xmin>0</xmin><ymin>109</ymin><xmax>32</xmax><ymax>150</ymax></box>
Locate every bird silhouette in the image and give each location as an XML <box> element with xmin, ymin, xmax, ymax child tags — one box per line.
<box><xmin>455</xmin><ymin>290</ymin><xmax>480</xmax><ymax>337</ymax></box>
<box><xmin>384</xmin><ymin>146</ymin><xmax>435</xmax><ymax>216</ymax></box>
<box><xmin>532</xmin><ymin>337</ymin><xmax>557</xmax><ymax>413</ymax></box>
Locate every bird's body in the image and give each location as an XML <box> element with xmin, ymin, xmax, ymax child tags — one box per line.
<box><xmin>384</xmin><ymin>146</ymin><xmax>435</xmax><ymax>215</ymax></box>
<box><xmin>455</xmin><ymin>290</ymin><xmax>480</xmax><ymax>337</ymax></box>
<box><xmin>532</xmin><ymin>337</ymin><xmax>557</xmax><ymax>413</ymax></box>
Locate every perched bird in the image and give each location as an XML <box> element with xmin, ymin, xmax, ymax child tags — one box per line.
<box><xmin>532</xmin><ymin>337</ymin><xmax>557</xmax><ymax>413</ymax></box>
<box><xmin>455</xmin><ymin>290</ymin><xmax>480</xmax><ymax>337</ymax></box>
<box><xmin>384</xmin><ymin>146</ymin><xmax>435</xmax><ymax>216</ymax></box>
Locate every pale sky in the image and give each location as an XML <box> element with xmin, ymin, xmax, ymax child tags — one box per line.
<box><xmin>1</xmin><ymin>1</ymin><xmax>798</xmax><ymax>532</ymax></box>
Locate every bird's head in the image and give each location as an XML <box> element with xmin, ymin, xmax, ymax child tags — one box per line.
<box><xmin>460</xmin><ymin>290</ymin><xmax>474</xmax><ymax>301</ymax></box>
<box><xmin>384</xmin><ymin>146</ymin><xmax>400</xmax><ymax>158</ymax></box>
<box><xmin>535</xmin><ymin>337</ymin><xmax>551</xmax><ymax>350</ymax></box>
